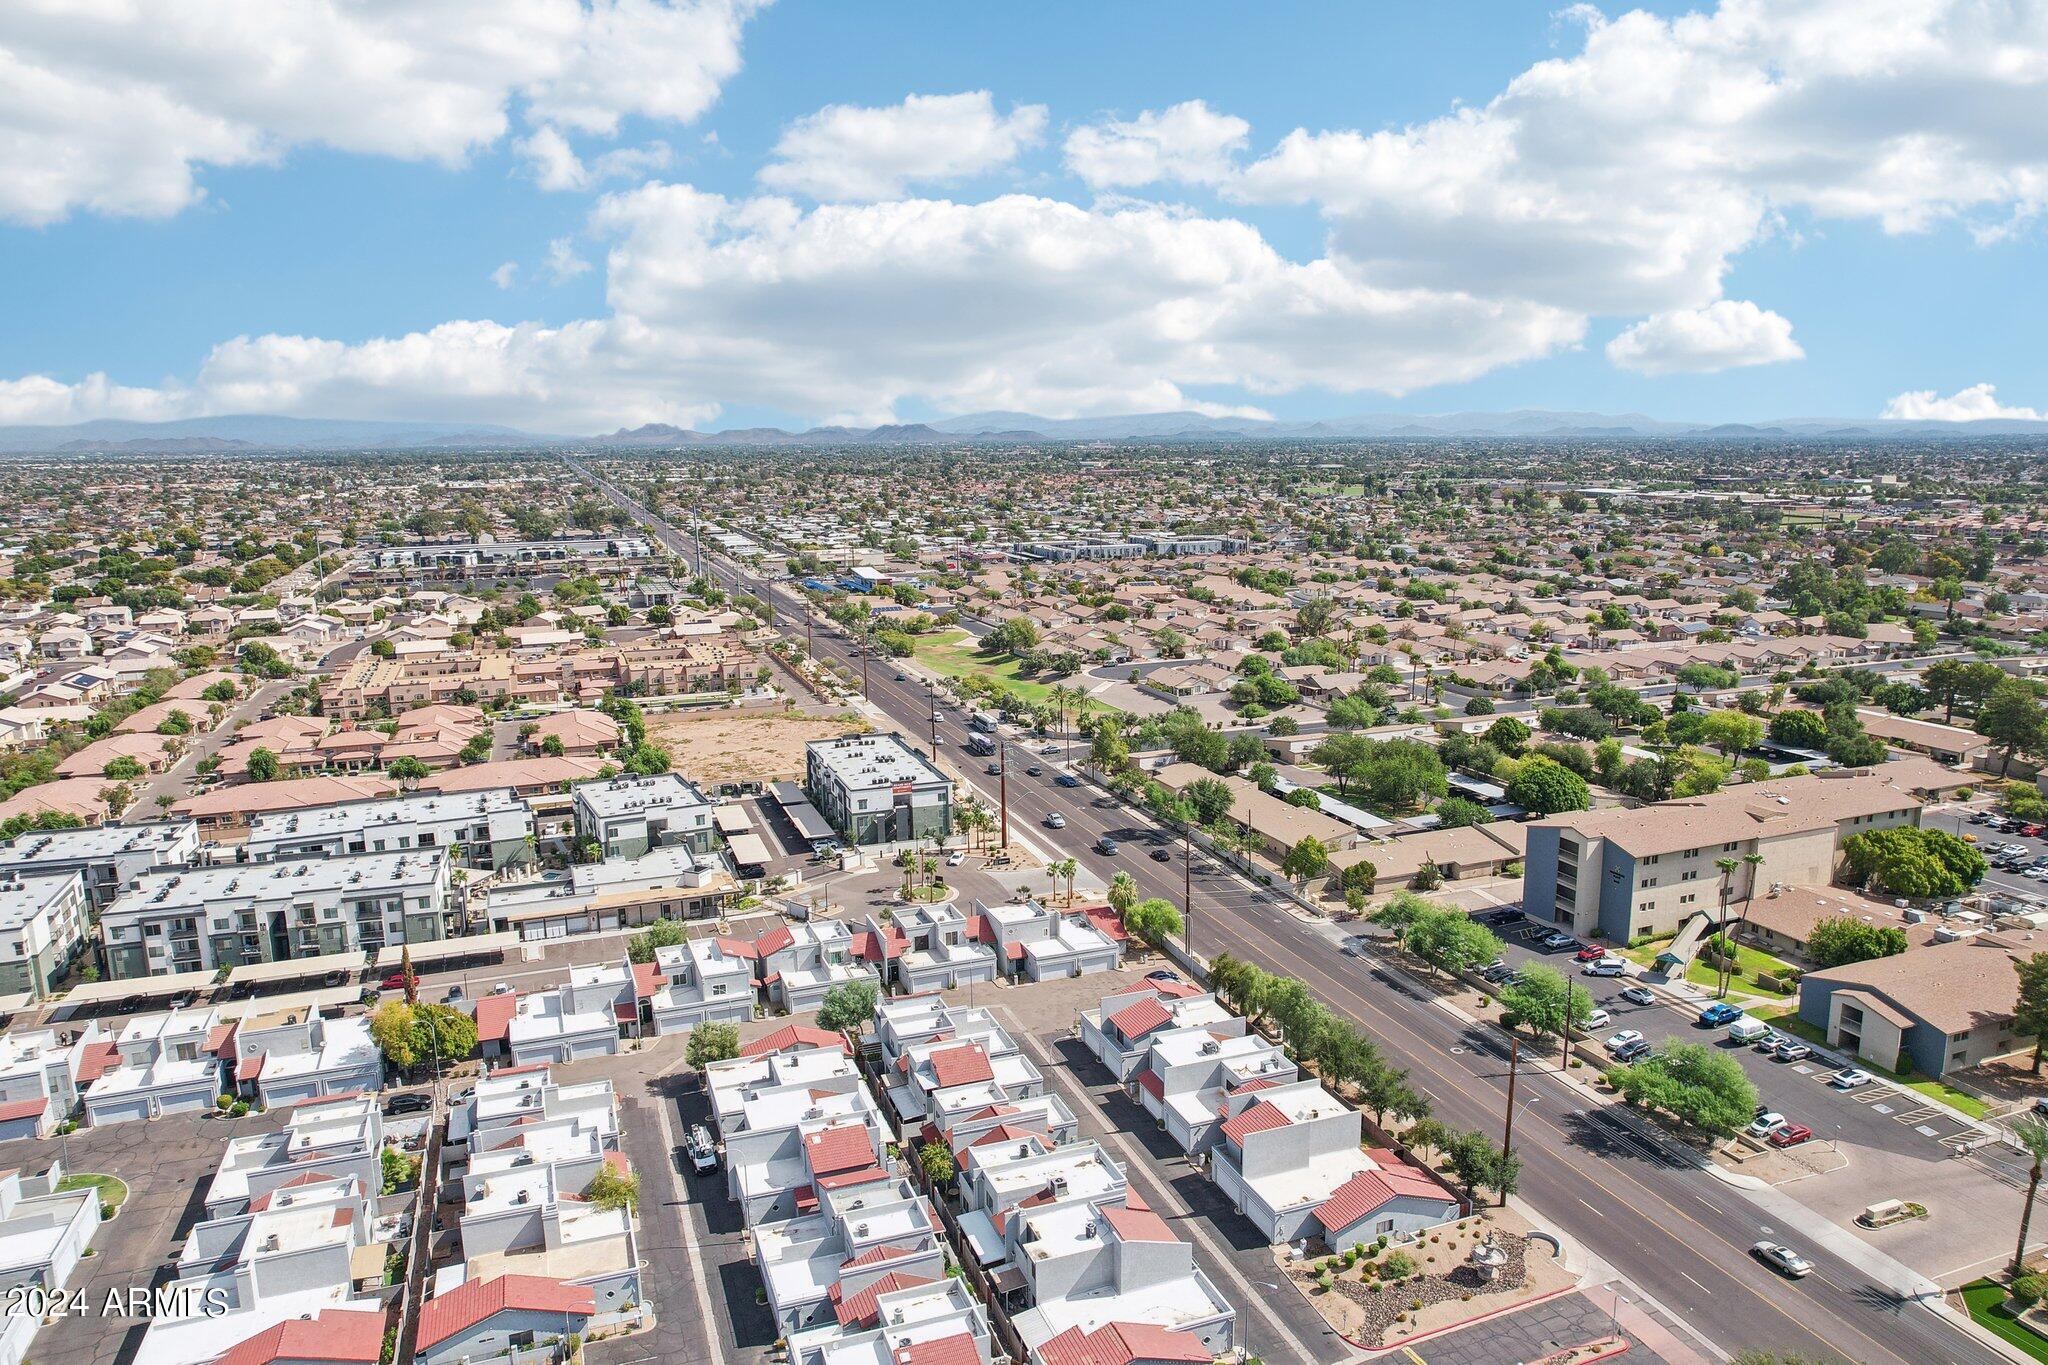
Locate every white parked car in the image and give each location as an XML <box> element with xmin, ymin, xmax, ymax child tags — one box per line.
<box><xmin>1582</xmin><ymin>957</ymin><xmax>1628</xmax><ymax>977</ymax></box>
<box><xmin>1751</xmin><ymin>1241</ymin><xmax>1814</xmax><ymax>1278</ymax></box>
<box><xmin>1746</xmin><ymin>1111</ymin><xmax>1787</xmax><ymax>1139</ymax></box>
<box><xmin>1582</xmin><ymin>1009</ymin><xmax>1612</xmax><ymax>1030</ymax></box>
<box><xmin>1619</xmin><ymin>984</ymin><xmax>1657</xmax><ymax>1006</ymax></box>
<box><xmin>946</xmin><ymin>852</ymin><xmax>966</xmax><ymax>866</ymax></box>
<box><xmin>1603</xmin><ymin>1030</ymin><xmax>1645</xmax><ymax>1053</ymax></box>
<box><xmin>1829</xmin><ymin>1068</ymin><xmax>1873</xmax><ymax>1090</ymax></box>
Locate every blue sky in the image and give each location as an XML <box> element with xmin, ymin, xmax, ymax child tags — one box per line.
<box><xmin>0</xmin><ymin>0</ymin><xmax>2042</xmax><ymax>432</ymax></box>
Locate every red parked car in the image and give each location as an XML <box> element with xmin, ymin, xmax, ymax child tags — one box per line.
<box><xmin>1575</xmin><ymin>945</ymin><xmax>1608</xmax><ymax>962</ymax></box>
<box><xmin>2021</xmin><ymin>824</ymin><xmax>2045</xmax><ymax>838</ymax></box>
<box><xmin>380</xmin><ymin>972</ymin><xmax>415</xmax><ymax>992</ymax></box>
<box><xmin>1768</xmin><ymin>1123</ymin><xmax>1814</xmax><ymax>1148</ymax></box>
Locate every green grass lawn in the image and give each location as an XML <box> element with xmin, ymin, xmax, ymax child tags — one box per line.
<box><xmin>1686</xmin><ymin>941</ymin><xmax>1797</xmax><ymax>998</ymax></box>
<box><xmin>1961</xmin><ymin>1279</ymin><xmax>2048</xmax><ymax>1362</ymax></box>
<box><xmin>58</xmin><ymin>1172</ymin><xmax>128</xmax><ymax>1213</ymax></box>
<box><xmin>910</xmin><ymin>630</ymin><xmax>1056</xmax><ymax>706</ymax></box>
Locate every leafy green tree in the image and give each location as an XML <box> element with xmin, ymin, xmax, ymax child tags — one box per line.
<box><xmin>587</xmin><ymin>1164</ymin><xmax>640</xmax><ymax>1212</ymax></box>
<box><xmin>1433</xmin><ymin>796</ymin><xmax>1494</xmax><ymax>828</ymax></box>
<box><xmin>686</xmin><ymin>1021</ymin><xmax>742</xmax><ymax>1069</ymax></box>
<box><xmin>1767</xmin><ymin>709</ymin><xmax>1829</xmax><ymax>749</ymax></box>
<box><xmin>1805</xmin><ymin>916</ymin><xmax>1909</xmax><ymax>968</ymax></box>
<box><xmin>817</xmin><ymin>980</ymin><xmax>880</xmax><ymax>1032</ymax></box>
<box><xmin>1497</xmin><ymin>963</ymin><xmax>1595</xmax><ymax>1039</ymax></box>
<box><xmin>101</xmin><ymin>755</ymin><xmax>144</xmax><ymax>780</ymax></box>
<box><xmin>386</xmin><ymin>756</ymin><xmax>430</xmax><ymax>786</ymax></box>
<box><xmin>628</xmin><ymin>918</ymin><xmax>689</xmax><ymax>963</ymax></box>
<box><xmin>381</xmin><ymin>1147</ymin><xmax>419</xmax><ymax>1194</ymax></box>
<box><xmin>2014</xmin><ymin>953</ymin><xmax>2048</xmax><ymax>1074</ymax></box>
<box><xmin>1404</xmin><ymin>906</ymin><xmax>1503</xmax><ymax>979</ymax></box>
<box><xmin>1607</xmin><ymin>1042</ymin><xmax>1758</xmax><ymax>1137</ymax></box>
<box><xmin>919</xmin><ymin>1142</ymin><xmax>957</xmax><ymax>1186</ymax></box>
<box><xmin>1482</xmin><ymin>717</ymin><xmax>1531</xmax><ymax>755</ymax></box>
<box><xmin>1977</xmin><ymin>679</ymin><xmax>2048</xmax><ymax>776</ymax></box>
<box><xmin>1842</xmin><ymin>826</ymin><xmax>1986</xmax><ymax>898</ymax></box>
<box><xmin>1281</xmin><ymin>836</ymin><xmax>1330</xmax><ymax>887</ymax></box>
<box><xmin>1503</xmin><ymin>755</ymin><xmax>1590</xmax><ymax>815</ymax></box>
<box><xmin>1184</xmin><ymin>777</ymin><xmax>1235</xmax><ymax>826</ymax></box>
<box><xmin>1124</xmin><ymin>898</ymin><xmax>1183</xmax><ymax>949</ymax></box>
<box><xmin>246</xmin><ymin>746</ymin><xmax>281</xmax><ymax>782</ymax></box>
<box><xmin>1699</xmin><ymin>709</ymin><xmax>1764</xmax><ymax>758</ymax></box>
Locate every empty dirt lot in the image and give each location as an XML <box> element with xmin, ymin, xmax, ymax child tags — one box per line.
<box><xmin>646</xmin><ymin>706</ymin><xmax>869</xmax><ymax>785</ymax></box>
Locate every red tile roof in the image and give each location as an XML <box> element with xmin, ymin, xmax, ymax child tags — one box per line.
<box><xmin>1134</xmin><ymin>1069</ymin><xmax>1165</xmax><ymax>1100</ymax></box>
<box><xmin>73</xmin><ymin>1040</ymin><xmax>121</xmax><ymax>1084</ymax></box>
<box><xmin>1217</xmin><ymin>1099</ymin><xmax>1289</xmax><ymax>1146</ymax></box>
<box><xmin>1037</xmin><ymin>1322</ymin><xmax>1211</xmax><ymax>1365</ymax></box>
<box><xmin>1104</xmin><ymin>996</ymin><xmax>1173</xmax><ymax>1043</ymax></box>
<box><xmin>815</xmin><ymin>1165</ymin><xmax>889</xmax><ymax>1193</ymax></box>
<box><xmin>753</xmin><ymin>923</ymin><xmax>796</xmax><ymax>957</ymax></box>
<box><xmin>893</xmin><ymin>1332</ymin><xmax>983</xmax><ymax>1365</ymax></box>
<box><xmin>213</xmin><ymin>1308</ymin><xmax>387</xmax><ymax>1365</ymax></box>
<box><xmin>1098</xmin><ymin>1204</ymin><xmax>1177</xmax><ymax>1244</ymax></box>
<box><xmin>803</xmin><ymin>1123</ymin><xmax>877</xmax><ymax>1177</ymax></box>
<box><xmin>829</xmin><ymin>1270</ymin><xmax>938</xmax><ymax>1327</ymax></box>
<box><xmin>632</xmin><ymin>961</ymin><xmax>663</xmax><ymax>1000</ymax></box>
<box><xmin>0</xmin><ymin>1097</ymin><xmax>46</xmax><ymax>1124</ymax></box>
<box><xmin>742</xmin><ymin>1024</ymin><xmax>850</xmax><ymax>1058</ymax></box>
<box><xmin>842</xmin><ymin>1239</ymin><xmax>925</xmax><ymax>1270</ymax></box>
<box><xmin>928</xmin><ymin>1042</ymin><xmax>993</xmax><ymax>1089</ymax></box>
<box><xmin>416</xmin><ymin>1274</ymin><xmax>596</xmax><ymax>1350</ymax></box>
<box><xmin>1312</xmin><ymin>1164</ymin><xmax>1459</xmax><ymax>1238</ymax></box>
<box><xmin>473</xmin><ymin>993</ymin><xmax>518</xmax><ymax>1045</ymax></box>
<box><xmin>236</xmin><ymin>1053</ymin><xmax>266</xmax><ymax>1083</ymax></box>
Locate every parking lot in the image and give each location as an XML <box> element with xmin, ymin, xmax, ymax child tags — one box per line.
<box><xmin>1924</xmin><ymin>802</ymin><xmax>2048</xmax><ymax>906</ymax></box>
<box><xmin>1480</xmin><ymin>911</ymin><xmax>1984</xmax><ymax>1161</ymax></box>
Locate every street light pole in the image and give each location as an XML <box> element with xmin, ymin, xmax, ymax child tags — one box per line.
<box><xmin>1183</xmin><ymin>824</ymin><xmax>1194</xmax><ymax>955</ymax></box>
<box><xmin>926</xmin><ymin>681</ymin><xmax>939</xmax><ymax>760</ymax></box>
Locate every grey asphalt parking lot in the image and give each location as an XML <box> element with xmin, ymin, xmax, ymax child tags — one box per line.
<box><xmin>0</xmin><ymin>1108</ymin><xmax>289</xmax><ymax>1365</ymax></box>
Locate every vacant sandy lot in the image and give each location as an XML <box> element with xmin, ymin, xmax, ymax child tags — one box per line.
<box><xmin>647</xmin><ymin>706</ymin><xmax>869</xmax><ymax>784</ymax></box>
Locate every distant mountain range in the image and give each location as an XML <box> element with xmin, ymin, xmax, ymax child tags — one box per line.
<box><xmin>0</xmin><ymin>414</ymin><xmax>542</xmax><ymax>453</ymax></box>
<box><xmin>0</xmin><ymin>407</ymin><xmax>2043</xmax><ymax>455</ymax></box>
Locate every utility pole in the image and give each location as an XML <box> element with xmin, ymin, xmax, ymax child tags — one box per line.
<box><xmin>1561</xmin><ymin>981</ymin><xmax>1575</xmax><ymax>1073</ymax></box>
<box><xmin>926</xmin><ymin>681</ymin><xmax>939</xmax><ymax>760</ymax></box>
<box><xmin>998</xmin><ymin>739</ymin><xmax>1009</xmax><ymax>854</ymax></box>
<box><xmin>1183</xmin><ymin>822</ymin><xmax>1194</xmax><ymax>955</ymax></box>
<box><xmin>1500</xmin><ymin>1034</ymin><xmax>1520</xmax><ymax>1208</ymax></box>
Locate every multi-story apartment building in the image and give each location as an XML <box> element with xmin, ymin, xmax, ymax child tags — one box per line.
<box><xmin>352</xmin><ymin>536</ymin><xmax>654</xmax><ymax>586</ymax></box>
<box><xmin>245</xmin><ymin>788</ymin><xmax>534</xmax><ymax>871</ymax></box>
<box><xmin>854</xmin><ymin>902</ymin><xmax>997</xmax><ymax>994</ymax></box>
<box><xmin>101</xmin><ymin>849</ymin><xmax>451</xmax><ymax>979</ymax></box>
<box><xmin>805</xmin><ymin>734</ymin><xmax>953</xmax><ymax>846</ymax></box>
<box><xmin>572</xmin><ymin>773</ymin><xmax>716</xmax><ymax>858</ymax></box>
<box><xmin>205</xmin><ymin>1093</ymin><xmax>387</xmax><ymax>1219</ymax></box>
<box><xmin>0</xmin><ymin>870</ymin><xmax>91</xmax><ymax>998</ymax></box>
<box><xmin>0</xmin><ymin>819</ymin><xmax>200</xmax><ymax>909</ymax></box>
<box><xmin>82</xmin><ymin>1006</ymin><xmax>223</xmax><ymax>1125</ymax></box>
<box><xmin>1521</xmin><ymin>768</ymin><xmax>1925</xmax><ymax>943</ymax></box>
<box><xmin>322</xmin><ymin>633</ymin><xmax>760</xmax><ymax>719</ymax></box>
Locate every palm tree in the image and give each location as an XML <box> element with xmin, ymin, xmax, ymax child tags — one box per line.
<box><xmin>1712</xmin><ymin>856</ymin><xmax>1741</xmax><ymax>998</ymax></box>
<box><xmin>2011</xmin><ymin>1117</ymin><xmax>2048</xmax><ymax>1281</ymax></box>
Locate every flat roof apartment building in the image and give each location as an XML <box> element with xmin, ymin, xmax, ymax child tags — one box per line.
<box><xmin>0</xmin><ymin>819</ymin><xmax>200</xmax><ymax>908</ymax></box>
<box><xmin>805</xmin><ymin>734</ymin><xmax>952</xmax><ymax>847</ymax></box>
<box><xmin>101</xmin><ymin>849</ymin><xmax>451</xmax><ymax>979</ymax></box>
<box><xmin>572</xmin><ymin>773</ymin><xmax>716</xmax><ymax>858</ymax></box>
<box><xmin>0</xmin><ymin>870</ymin><xmax>90</xmax><ymax>998</ymax></box>
<box><xmin>245</xmin><ymin>788</ymin><xmax>535</xmax><ymax>871</ymax></box>
<box><xmin>1521</xmin><ymin>769</ymin><xmax>1925</xmax><ymax>944</ymax></box>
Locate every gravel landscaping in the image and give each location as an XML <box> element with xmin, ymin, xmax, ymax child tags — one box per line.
<box><xmin>1282</xmin><ymin>1216</ymin><xmax>1541</xmax><ymax>1347</ymax></box>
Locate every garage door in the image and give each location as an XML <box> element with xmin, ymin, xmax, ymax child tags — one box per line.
<box><xmin>88</xmin><ymin>1096</ymin><xmax>150</xmax><ymax>1126</ymax></box>
<box><xmin>266</xmin><ymin>1080</ymin><xmax>320</xmax><ymax>1108</ymax></box>
<box><xmin>0</xmin><ymin>1114</ymin><xmax>40</xmax><ymax>1142</ymax></box>
<box><xmin>158</xmin><ymin>1085</ymin><xmax>216</xmax><ymax>1117</ymax></box>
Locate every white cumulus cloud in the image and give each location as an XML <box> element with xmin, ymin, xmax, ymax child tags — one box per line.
<box><xmin>1220</xmin><ymin>0</ymin><xmax>2048</xmax><ymax>322</ymax></box>
<box><xmin>759</xmin><ymin>92</ymin><xmax>1048</xmax><ymax>201</ymax></box>
<box><xmin>515</xmin><ymin>125</ymin><xmax>674</xmax><ymax>192</ymax></box>
<box><xmin>0</xmin><ymin>185</ymin><xmax>1582</xmax><ymax>432</ymax></box>
<box><xmin>1605</xmin><ymin>300</ymin><xmax>1803</xmax><ymax>375</ymax></box>
<box><xmin>0</xmin><ymin>0</ymin><xmax>765</xmax><ymax>224</ymax></box>
<box><xmin>1882</xmin><ymin>383</ymin><xmax>2044</xmax><ymax>422</ymax></box>
<box><xmin>1063</xmin><ymin>100</ymin><xmax>1250</xmax><ymax>188</ymax></box>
